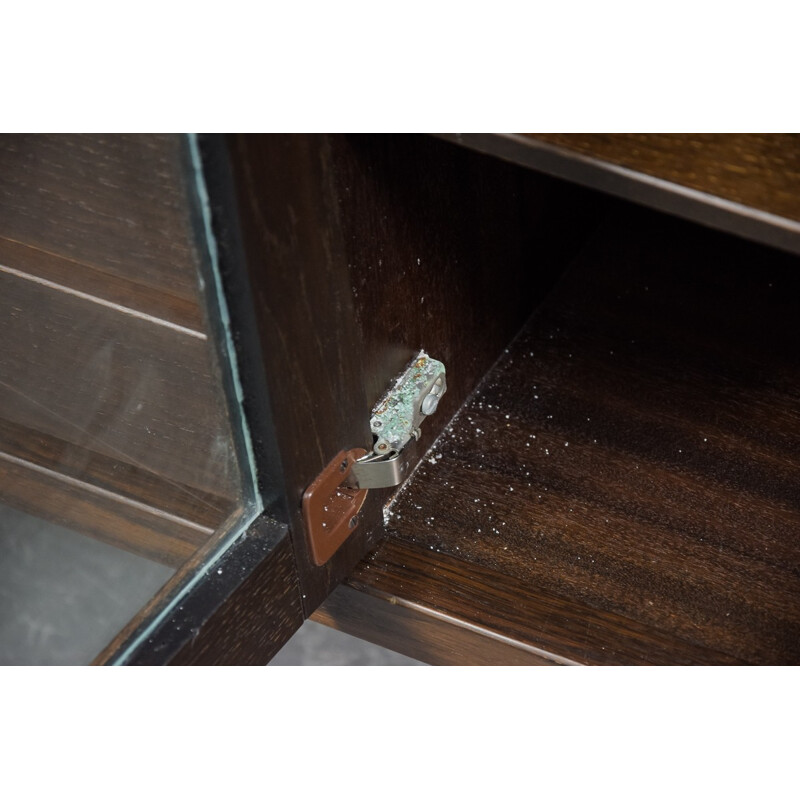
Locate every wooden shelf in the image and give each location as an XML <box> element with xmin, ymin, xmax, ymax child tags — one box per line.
<box><xmin>438</xmin><ymin>134</ymin><xmax>800</xmax><ymax>257</ymax></box>
<box><xmin>315</xmin><ymin>202</ymin><xmax>800</xmax><ymax>665</ymax></box>
<box><xmin>527</xmin><ymin>134</ymin><xmax>800</xmax><ymax>224</ymax></box>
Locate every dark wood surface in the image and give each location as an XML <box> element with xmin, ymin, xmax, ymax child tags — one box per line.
<box><xmin>314</xmin><ymin>564</ymin><xmax>561</xmax><ymax>665</ymax></box>
<box><xmin>314</xmin><ymin>540</ymin><xmax>741</xmax><ymax>665</ymax></box>
<box><xmin>226</xmin><ymin>134</ymin><xmax>381</xmax><ymax>614</ymax></box>
<box><xmin>166</xmin><ymin>523</ymin><xmax>302</xmax><ymax>665</ymax></box>
<box><xmin>529</xmin><ymin>133</ymin><xmax>800</xmax><ymax>223</ymax></box>
<box><xmin>10</xmin><ymin>133</ymin><xmax>797</xmax><ymax>664</ymax></box>
<box><xmin>0</xmin><ymin>416</ymin><xmax>226</xmax><ymax>535</ymax></box>
<box><xmin>228</xmin><ymin>133</ymin><xmax>603</xmax><ymax>615</ymax></box>
<box><xmin>331</xmin><ymin>134</ymin><xmax>590</xmax><ymax>420</ymax></box>
<box><xmin>0</xmin><ymin>269</ymin><xmax>239</xmax><ymax>509</ymax></box>
<box><xmin>319</xmin><ymin>203</ymin><xmax>800</xmax><ymax>665</ymax></box>
<box><xmin>0</xmin><ymin>431</ymin><xmax>208</xmax><ymax>568</ymax></box>
<box><xmin>0</xmin><ymin>134</ymin><xmax>242</xmax><ymax>567</ymax></box>
<box><xmin>0</xmin><ymin>134</ymin><xmax>205</xmax><ymax>330</ymax></box>
<box><xmin>438</xmin><ymin>134</ymin><xmax>800</xmax><ymax>257</ymax></box>
<box><xmin>120</xmin><ymin>517</ymin><xmax>304</xmax><ymax>666</ymax></box>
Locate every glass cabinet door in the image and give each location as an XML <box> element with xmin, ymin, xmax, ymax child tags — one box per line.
<box><xmin>0</xmin><ymin>134</ymin><xmax>261</xmax><ymax>664</ymax></box>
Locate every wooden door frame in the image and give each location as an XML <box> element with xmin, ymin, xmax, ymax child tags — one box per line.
<box><xmin>98</xmin><ymin>135</ymin><xmax>313</xmax><ymax>665</ymax></box>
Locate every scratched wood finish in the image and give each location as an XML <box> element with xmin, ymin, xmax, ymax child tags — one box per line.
<box><xmin>0</xmin><ymin>135</ymin><xmax>242</xmax><ymax>567</ymax></box>
<box><xmin>438</xmin><ymin>134</ymin><xmax>800</xmax><ymax>257</ymax></box>
<box><xmin>319</xmin><ymin>203</ymin><xmax>800</xmax><ymax>665</ymax></box>
<box><xmin>227</xmin><ymin>134</ymin><xmax>601</xmax><ymax>615</ymax></box>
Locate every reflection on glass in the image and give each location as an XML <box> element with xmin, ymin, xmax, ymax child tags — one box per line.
<box><xmin>0</xmin><ymin>134</ymin><xmax>259</xmax><ymax>664</ymax></box>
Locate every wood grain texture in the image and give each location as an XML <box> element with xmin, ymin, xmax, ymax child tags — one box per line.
<box><xmin>315</xmin><ymin>539</ymin><xmax>742</xmax><ymax>665</ymax></box>
<box><xmin>0</xmin><ymin>448</ymin><xmax>207</xmax><ymax>568</ymax></box>
<box><xmin>0</xmin><ymin>135</ymin><xmax>244</xmax><ymax>568</ymax></box>
<box><xmin>226</xmin><ymin>134</ymin><xmax>382</xmax><ymax>614</ymax></box>
<box><xmin>314</xmin><ymin>574</ymin><xmax>560</xmax><ymax>666</ymax></box>
<box><xmin>529</xmin><ymin>133</ymin><xmax>800</xmax><ymax>222</ymax></box>
<box><xmin>0</xmin><ymin>417</ymin><xmax>227</xmax><ymax>533</ymax></box>
<box><xmin>0</xmin><ymin>134</ymin><xmax>205</xmax><ymax>331</ymax></box>
<box><xmin>438</xmin><ymin>134</ymin><xmax>800</xmax><ymax>256</ymax></box>
<box><xmin>128</xmin><ymin>518</ymin><xmax>303</xmax><ymax>666</ymax></box>
<box><xmin>94</xmin><ymin>137</ymin><xmax>306</xmax><ymax>666</ymax></box>
<box><xmin>228</xmin><ymin>134</ymin><xmax>602</xmax><ymax>614</ymax></box>
<box><xmin>0</xmin><ymin>269</ymin><xmax>239</xmax><ymax>506</ymax></box>
<box><xmin>320</xmin><ymin>203</ymin><xmax>800</xmax><ymax>665</ymax></box>
<box><xmin>332</xmin><ymin>134</ymin><xmax>596</xmax><ymax>439</ymax></box>
<box><xmin>0</xmin><ymin>134</ymin><xmax>302</xmax><ymax>664</ymax></box>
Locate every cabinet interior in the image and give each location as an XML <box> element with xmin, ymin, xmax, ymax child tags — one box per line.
<box><xmin>319</xmin><ymin>135</ymin><xmax>800</xmax><ymax>664</ymax></box>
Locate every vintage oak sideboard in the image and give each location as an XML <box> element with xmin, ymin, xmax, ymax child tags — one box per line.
<box><xmin>1</xmin><ymin>134</ymin><xmax>798</xmax><ymax>665</ymax></box>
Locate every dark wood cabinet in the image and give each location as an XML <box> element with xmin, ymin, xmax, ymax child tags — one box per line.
<box><xmin>2</xmin><ymin>133</ymin><xmax>798</xmax><ymax>664</ymax></box>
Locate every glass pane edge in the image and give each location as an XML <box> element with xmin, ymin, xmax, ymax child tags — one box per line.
<box><xmin>108</xmin><ymin>134</ymin><xmax>264</xmax><ymax>665</ymax></box>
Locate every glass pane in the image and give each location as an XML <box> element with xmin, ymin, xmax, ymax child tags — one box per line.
<box><xmin>0</xmin><ymin>134</ymin><xmax>260</xmax><ymax>664</ymax></box>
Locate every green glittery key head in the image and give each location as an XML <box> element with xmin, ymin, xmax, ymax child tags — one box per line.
<box><xmin>369</xmin><ymin>351</ymin><xmax>446</xmax><ymax>456</ymax></box>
